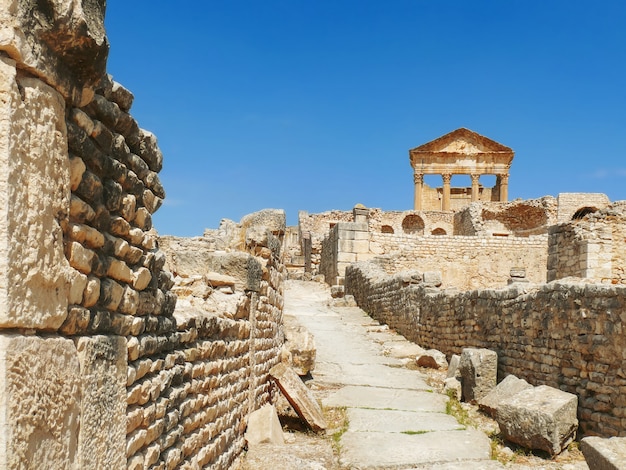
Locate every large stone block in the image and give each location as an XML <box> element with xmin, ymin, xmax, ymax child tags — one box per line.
<box><xmin>581</xmin><ymin>436</ymin><xmax>626</xmax><ymax>470</ymax></box>
<box><xmin>496</xmin><ymin>385</ymin><xmax>578</xmax><ymax>456</ymax></box>
<box><xmin>75</xmin><ymin>336</ymin><xmax>126</xmax><ymax>468</ymax></box>
<box><xmin>244</xmin><ymin>404</ymin><xmax>284</xmax><ymax>447</ymax></box>
<box><xmin>0</xmin><ymin>58</ymin><xmax>73</xmax><ymax>330</ymax></box>
<box><xmin>0</xmin><ymin>0</ymin><xmax>108</xmax><ymax>106</ymax></box>
<box><xmin>459</xmin><ymin>348</ymin><xmax>497</xmax><ymax>403</ymax></box>
<box><xmin>478</xmin><ymin>374</ymin><xmax>533</xmax><ymax>418</ymax></box>
<box><xmin>281</xmin><ymin>316</ymin><xmax>316</xmax><ymax>376</ymax></box>
<box><xmin>0</xmin><ymin>334</ymin><xmax>80</xmax><ymax>468</ymax></box>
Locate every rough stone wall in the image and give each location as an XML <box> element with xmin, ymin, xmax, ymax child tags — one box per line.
<box><xmin>346</xmin><ymin>261</ymin><xmax>626</xmax><ymax>438</ymax></box>
<box><xmin>557</xmin><ymin>193</ymin><xmax>610</xmax><ymax>223</ymax></box>
<box><xmin>0</xmin><ymin>3</ymin><xmax>286</xmax><ymax>469</ymax></box>
<box><xmin>369</xmin><ymin>233</ymin><xmax>548</xmax><ymax>289</ymax></box>
<box><xmin>298</xmin><ymin>209</ymin><xmax>353</xmax><ymax>273</ymax></box>
<box><xmin>126</xmin><ymin>229</ymin><xmax>285</xmax><ymax>469</ymax></box>
<box><xmin>548</xmin><ymin>204</ymin><xmax>626</xmax><ymax>283</ymax></box>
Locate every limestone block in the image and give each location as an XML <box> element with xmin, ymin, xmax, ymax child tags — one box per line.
<box><xmin>83</xmin><ymin>275</ymin><xmax>101</xmax><ymax>307</ymax></box>
<box><xmin>459</xmin><ymin>348</ymin><xmax>498</xmax><ymax>403</ymax></box>
<box><xmin>281</xmin><ymin>317</ymin><xmax>316</xmax><ymax>376</ymax></box>
<box><xmin>68</xmin><ymin>270</ymin><xmax>88</xmax><ymax>305</ymax></box>
<box><xmin>0</xmin><ymin>60</ymin><xmax>73</xmax><ymax>329</ymax></box>
<box><xmin>447</xmin><ymin>354</ymin><xmax>461</xmax><ymax>379</ymax></box>
<box><xmin>244</xmin><ymin>404</ymin><xmax>285</xmax><ymax>447</ymax></box>
<box><xmin>0</xmin><ymin>334</ymin><xmax>80</xmax><ymax>468</ymax></box>
<box><xmin>581</xmin><ymin>436</ymin><xmax>626</xmax><ymax>470</ymax></box>
<box><xmin>107</xmin><ymin>257</ymin><xmax>134</xmax><ymax>284</ymax></box>
<box><xmin>478</xmin><ymin>374</ymin><xmax>533</xmax><ymax>418</ymax></box>
<box><xmin>416</xmin><ymin>349</ymin><xmax>448</xmax><ymax>369</ymax></box>
<box><xmin>70</xmin><ymin>194</ymin><xmax>96</xmax><ymax>223</ymax></box>
<box><xmin>269</xmin><ymin>363</ymin><xmax>327</xmax><ymax>432</ymax></box>
<box><xmin>0</xmin><ymin>0</ymin><xmax>108</xmax><ymax>106</ymax></box>
<box><xmin>133</xmin><ymin>267</ymin><xmax>152</xmax><ymax>291</ymax></box>
<box><xmin>496</xmin><ymin>385</ymin><xmax>578</xmax><ymax>456</ymax></box>
<box><xmin>75</xmin><ymin>336</ymin><xmax>127</xmax><ymax>469</ymax></box>
<box><xmin>423</xmin><ymin>271</ymin><xmax>443</xmax><ymax>287</ymax></box>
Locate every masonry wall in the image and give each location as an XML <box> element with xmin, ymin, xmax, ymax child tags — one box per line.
<box><xmin>369</xmin><ymin>233</ymin><xmax>548</xmax><ymax>289</ymax></box>
<box><xmin>346</xmin><ymin>261</ymin><xmax>626</xmax><ymax>438</ymax></box>
<box><xmin>0</xmin><ymin>3</ymin><xmax>285</xmax><ymax>469</ymax></box>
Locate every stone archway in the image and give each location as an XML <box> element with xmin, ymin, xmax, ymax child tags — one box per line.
<box><xmin>572</xmin><ymin>207</ymin><xmax>598</xmax><ymax>220</ymax></box>
<box><xmin>381</xmin><ymin>225</ymin><xmax>394</xmax><ymax>234</ymax></box>
<box><xmin>431</xmin><ymin>227</ymin><xmax>447</xmax><ymax>236</ymax></box>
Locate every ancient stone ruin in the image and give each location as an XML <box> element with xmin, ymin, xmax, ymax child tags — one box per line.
<box><xmin>1</xmin><ymin>1</ymin><xmax>625</xmax><ymax>469</ymax></box>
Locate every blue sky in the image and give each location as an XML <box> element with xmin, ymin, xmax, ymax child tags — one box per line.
<box><xmin>105</xmin><ymin>1</ymin><xmax>626</xmax><ymax>236</ymax></box>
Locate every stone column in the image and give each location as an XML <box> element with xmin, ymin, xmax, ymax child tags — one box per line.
<box><xmin>413</xmin><ymin>172</ymin><xmax>423</xmax><ymax>211</ymax></box>
<box><xmin>442</xmin><ymin>173</ymin><xmax>452</xmax><ymax>211</ymax></box>
<box><xmin>470</xmin><ymin>174</ymin><xmax>480</xmax><ymax>202</ymax></box>
<box><xmin>499</xmin><ymin>173</ymin><xmax>509</xmax><ymax>202</ymax></box>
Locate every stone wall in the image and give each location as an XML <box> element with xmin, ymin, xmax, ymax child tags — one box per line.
<box><xmin>128</xmin><ymin>227</ymin><xmax>285</xmax><ymax>469</ymax></box>
<box><xmin>556</xmin><ymin>193</ymin><xmax>610</xmax><ymax>223</ymax></box>
<box><xmin>0</xmin><ymin>3</ymin><xmax>286</xmax><ymax>469</ymax></box>
<box><xmin>369</xmin><ymin>233</ymin><xmax>548</xmax><ymax>289</ymax></box>
<box><xmin>345</xmin><ymin>261</ymin><xmax>626</xmax><ymax>438</ymax></box>
<box><xmin>548</xmin><ymin>203</ymin><xmax>626</xmax><ymax>283</ymax></box>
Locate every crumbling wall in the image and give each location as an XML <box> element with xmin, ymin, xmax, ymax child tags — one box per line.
<box><xmin>0</xmin><ymin>2</ymin><xmax>286</xmax><ymax>469</ymax></box>
<box><xmin>548</xmin><ymin>204</ymin><xmax>626</xmax><ymax>283</ymax></box>
<box><xmin>557</xmin><ymin>193</ymin><xmax>610</xmax><ymax>223</ymax></box>
<box><xmin>369</xmin><ymin>233</ymin><xmax>548</xmax><ymax>289</ymax></box>
<box><xmin>128</xmin><ymin>226</ymin><xmax>285</xmax><ymax>469</ymax></box>
<box><xmin>346</xmin><ymin>261</ymin><xmax>626</xmax><ymax>438</ymax></box>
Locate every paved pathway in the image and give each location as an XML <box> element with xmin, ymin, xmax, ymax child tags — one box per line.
<box><xmin>284</xmin><ymin>280</ymin><xmax>501</xmax><ymax>469</ymax></box>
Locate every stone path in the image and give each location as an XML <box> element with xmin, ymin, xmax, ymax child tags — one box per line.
<box><xmin>284</xmin><ymin>280</ymin><xmax>500</xmax><ymax>469</ymax></box>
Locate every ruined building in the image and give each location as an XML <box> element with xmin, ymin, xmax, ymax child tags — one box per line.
<box><xmin>0</xmin><ymin>2</ymin><xmax>625</xmax><ymax>469</ymax></box>
<box><xmin>286</xmin><ymin>128</ymin><xmax>625</xmax><ymax>438</ymax></box>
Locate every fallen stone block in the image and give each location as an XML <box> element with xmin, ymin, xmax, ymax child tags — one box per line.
<box><xmin>269</xmin><ymin>363</ymin><xmax>327</xmax><ymax>432</ymax></box>
<box><xmin>581</xmin><ymin>436</ymin><xmax>626</xmax><ymax>470</ymax></box>
<box><xmin>245</xmin><ymin>404</ymin><xmax>284</xmax><ymax>447</ymax></box>
<box><xmin>478</xmin><ymin>374</ymin><xmax>533</xmax><ymax>418</ymax></box>
<box><xmin>496</xmin><ymin>385</ymin><xmax>578</xmax><ymax>456</ymax></box>
<box><xmin>416</xmin><ymin>349</ymin><xmax>448</xmax><ymax>369</ymax></box>
<box><xmin>281</xmin><ymin>316</ymin><xmax>316</xmax><ymax>376</ymax></box>
<box><xmin>459</xmin><ymin>348</ymin><xmax>498</xmax><ymax>403</ymax></box>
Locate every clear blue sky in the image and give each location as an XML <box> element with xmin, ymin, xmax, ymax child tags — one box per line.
<box><xmin>105</xmin><ymin>1</ymin><xmax>626</xmax><ymax>236</ymax></box>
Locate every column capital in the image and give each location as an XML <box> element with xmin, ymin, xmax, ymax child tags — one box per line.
<box><xmin>470</xmin><ymin>173</ymin><xmax>481</xmax><ymax>183</ymax></box>
<box><xmin>413</xmin><ymin>172</ymin><xmax>423</xmax><ymax>184</ymax></box>
<box><xmin>500</xmin><ymin>173</ymin><xmax>509</xmax><ymax>183</ymax></box>
<box><xmin>441</xmin><ymin>173</ymin><xmax>452</xmax><ymax>184</ymax></box>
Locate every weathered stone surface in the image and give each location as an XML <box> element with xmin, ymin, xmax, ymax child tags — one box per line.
<box><xmin>422</xmin><ymin>271</ymin><xmax>443</xmax><ymax>287</ymax></box>
<box><xmin>75</xmin><ymin>336</ymin><xmax>126</xmax><ymax>468</ymax></box>
<box><xmin>0</xmin><ymin>334</ymin><xmax>80</xmax><ymax>468</ymax></box>
<box><xmin>244</xmin><ymin>404</ymin><xmax>284</xmax><ymax>447</ymax></box>
<box><xmin>496</xmin><ymin>385</ymin><xmax>578</xmax><ymax>456</ymax></box>
<box><xmin>0</xmin><ymin>59</ymin><xmax>73</xmax><ymax>329</ymax></box>
<box><xmin>0</xmin><ymin>0</ymin><xmax>109</xmax><ymax>106</ymax></box>
<box><xmin>459</xmin><ymin>348</ymin><xmax>497</xmax><ymax>403</ymax></box>
<box><xmin>270</xmin><ymin>363</ymin><xmax>327</xmax><ymax>432</ymax></box>
<box><xmin>478</xmin><ymin>374</ymin><xmax>533</xmax><ymax>418</ymax></box>
<box><xmin>416</xmin><ymin>348</ymin><xmax>448</xmax><ymax>369</ymax></box>
<box><xmin>447</xmin><ymin>354</ymin><xmax>461</xmax><ymax>379</ymax></box>
<box><xmin>581</xmin><ymin>436</ymin><xmax>626</xmax><ymax>470</ymax></box>
<box><xmin>281</xmin><ymin>316</ymin><xmax>316</xmax><ymax>376</ymax></box>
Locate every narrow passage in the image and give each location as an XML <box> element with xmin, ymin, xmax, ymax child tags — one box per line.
<box><xmin>284</xmin><ymin>280</ymin><xmax>499</xmax><ymax>469</ymax></box>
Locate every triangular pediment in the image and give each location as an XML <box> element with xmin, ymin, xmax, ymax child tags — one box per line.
<box><xmin>410</xmin><ymin>128</ymin><xmax>513</xmax><ymax>155</ymax></box>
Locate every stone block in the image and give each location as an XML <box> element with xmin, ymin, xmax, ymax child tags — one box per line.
<box><xmin>0</xmin><ymin>0</ymin><xmax>108</xmax><ymax>106</ymax></box>
<box><xmin>496</xmin><ymin>385</ymin><xmax>578</xmax><ymax>456</ymax></box>
<box><xmin>245</xmin><ymin>404</ymin><xmax>284</xmax><ymax>447</ymax></box>
<box><xmin>269</xmin><ymin>363</ymin><xmax>327</xmax><ymax>432</ymax></box>
<box><xmin>423</xmin><ymin>271</ymin><xmax>443</xmax><ymax>287</ymax></box>
<box><xmin>0</xmin><ymin>61</ymin><xmax>73</xmax><ymax>330</ymax></box>
<box><xmin>75</xmin><ymin>336</ymin><xmax>127</xmax><ymax>469</ymax></box>
<box><xmin>282</xmin><ymin>318</ymin><xmax>316</xmax><ymax>376</ymax></box>
<box><xmin>444</xmin><ymin>377</ymin><xmax>462</xmax><ymax>401</ymax></box>
<box><xmin>0</xmin><ymin>334</ymin><xmax>80</xmax><ymax>468</ymax></box>
<box><xmin>459</xmin><ymin>348</ymin><xmax>497</xmax><ymax>403</ymax></box>
<box><xmin>447</xmin><ymin>354</ymin><xmax>461</xmax><ymax>379</ymax></box>
<box><xmin>478</xmin><ymin>374</ymin><xmax>533</xmax><ymax>418</ymax></box>
<box><xmin>581</xmin><ymin>436</ymin><xmax>626</xmax><ymax>470</ymax></box>
<box><xmin>416</xmin><ymin>349</ymin><xmax>448</xmax><ymax>369</ymax></box>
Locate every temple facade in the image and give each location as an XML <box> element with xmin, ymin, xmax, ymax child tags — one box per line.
<box><xmin>409</xmin><ymin>128</ymin><xmax>514</xmax><ymax>211</ymax></box>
